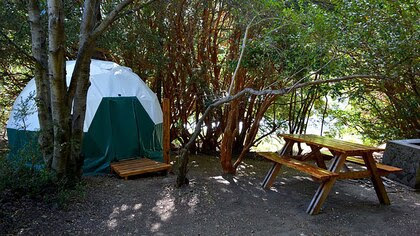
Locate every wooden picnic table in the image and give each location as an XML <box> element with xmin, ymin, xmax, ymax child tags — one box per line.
<box><xmin>259</xmin><ymin>134</ymin><xmax>402</xmax><ymax>215</ymax></box>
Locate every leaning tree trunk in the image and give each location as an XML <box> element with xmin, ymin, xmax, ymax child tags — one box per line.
<box><xmin>66</xmin><ymin>0</ymin><xmax>100</xmax><ymax>180</ymax></box>
<box><xmin>233</xmin><ymin>95</ymin><xmax>276</xmax><ymax>169</ymax></box>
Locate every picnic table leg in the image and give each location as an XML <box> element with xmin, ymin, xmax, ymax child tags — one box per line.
<box><xmin>307</xmin><ymin>153</ymin><xmax>347</xmax><ymax>215</ymax></box>
<box><xmin>362</xmin><ymin>152</ymin><xmax>390</xmax><ymax>205</ymax></box>
<box><xmin>262</xmin><ymin>139</ymin><xmax>294</xmax><ymax>189</ymax></box>
<box><xmin>308</xmin><ymin>145</ymin><xmax>327</xmax><ymax>169</ymax></box>
<box><xmin>262</xmin><ymin>163</ymin><xmax>282</xmax><ymax>189</ymax></box>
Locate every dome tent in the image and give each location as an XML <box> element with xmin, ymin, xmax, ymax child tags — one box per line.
<box><xmin>7</xmin><ymin>60</ymin><xmax>163</xmax><ymax>175</ymax></box>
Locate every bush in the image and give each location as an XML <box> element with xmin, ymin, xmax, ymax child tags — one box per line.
<box><xmin>1</xmin><ymin>88</ymin><xmax>85</xmax><ymax>208</ymax></box>
<box><xmin>0</xmin><ymin>150</ymin><xmax>85</xmax><ymax>208</ymax></box>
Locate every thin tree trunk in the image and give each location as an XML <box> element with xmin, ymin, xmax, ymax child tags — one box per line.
<box><xmin>320</xmin><ymin>95</ymin><xmax>328</xmax><ymax>136</ymax></box>
<box><xmin>175</xmin><ymin>75</ymin><xmax>383</xmax><ymax>187</ymax></box>
<box><xmin>233</xmin><ymin>96</ymin><xmax>275</xmax><ymax>169</ymax></box>
<box><xmin>47</xmin><ymin>0</ymin><xmax>71</xmax><ymax>177</ymax></box>
<box><xmin>27</xmin><ymin>0</ymin><xmax>54</xmax><ymax>168</ymax></box>
<box><xmin>67</xmin><ymin>0</ymin><xmax>100</xmax><ymax>180</ymax></box>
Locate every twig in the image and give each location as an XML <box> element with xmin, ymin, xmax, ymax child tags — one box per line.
<box><xmin>177</xmin><ymin>73</ymin><xmax>384</xmax><ymax>186</ymax></box>
<box><xmin>91</xmin><ymin>0</ymin><xmax>158</xmax><ymax>41</ymax></box>
<box><xmin>0</xmin><ymin>30</ymin><xmax>38</xmax><ymax>64</ymax></box>
<box><xmin>227</xmin><ymin>15</ymin><xmax>257</xmax><ymax>95</ymax></box>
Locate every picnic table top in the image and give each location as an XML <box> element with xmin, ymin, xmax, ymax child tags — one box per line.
<box><xmin>279</xmin><ymin>134</ymin><xmax>384</xmax><ymax>154</ymax></box>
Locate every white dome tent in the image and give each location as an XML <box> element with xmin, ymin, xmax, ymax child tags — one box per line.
<box><xmin>7</xmin><ymin>60</ymin><xmax>164</xmax><ymax>174</ymax></box>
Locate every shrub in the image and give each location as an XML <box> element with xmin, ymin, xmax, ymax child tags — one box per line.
<box><xmin>0</xmin><ymin>149</ymin><xmax>85</xmax><ymax>208</ymax></box>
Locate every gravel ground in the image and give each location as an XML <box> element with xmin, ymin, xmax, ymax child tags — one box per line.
<box><xmin>1</xmin><ymin>155</ymin><xmax>419</xmax><ymax>235</ymax></box>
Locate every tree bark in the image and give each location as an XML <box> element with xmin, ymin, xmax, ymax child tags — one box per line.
<box><xmin>219</xmin><ymin>101</ymin><xmax>239</xmax><ymax>174</ymax></box>
<box><xmin>67</xmin><ymin>0</ymin><xmax>100</xmax><ymax>180</ymax></box>
<box><xmin>27</xmin><ymin>0</ymin><xmax>54</xmax><ymax>169</ymax></box>
<box><xmin>233</xmin><ymin>96</ymin><xmax>276</xmax><ymax>169</ymax></box>
<box><xmin>25</xmin><ymin>0</ymin><xmax>149</xmax><ymax>185</ymax></box>
<box><xmin>175</xmin><ymin>75</ymin><xmax>383</xmax><ymax>187</ymax></box>
<box><xmin>47</xmin><ymin>0</ymin><xmax>71</xmax><ymax>177</ymax></box>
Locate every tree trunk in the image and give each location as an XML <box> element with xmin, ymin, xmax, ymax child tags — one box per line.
<box><xmin>233</xmin><ymin>96</ymin><xmax>275</xmax><ymax>169</ymax></box>
<box><xmin>26</xmin><ymin>0</ymin><xmax>138</xmax><ymax>185</ymax></box>
<box><xmin>67</xmin><ymin>0</ymin><xmax>100</xmax><ymax>180</ymax></box>
<box><xmin>219</xmin><ymin>101</ymin><xmax>239</xmax><ymax>174</ymax></box>
<box><xmin>47</xmin><ymin>0</ymin><xmax>71</xmax><ymax>178</ymax></box>
<box><xmin>27</xmin><ymin>0</ymin><xmax>54</xmax><ymax>169</ymax></box>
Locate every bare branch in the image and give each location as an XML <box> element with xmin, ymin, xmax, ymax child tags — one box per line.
<box><xmin>227</xmin><ymin>15</ymin><xmax>257</xmax><ymax>95</ymax></box>
<box><xmin>90</xmin><ymin>0</ymin><xmax>135</xmax><ymax>40</ymax></box>
<box><xmin>90</xmin><ymin>0</ymin><xmax>158</xmax><ymax>41</ymax></box>
<box><xmin>177</xmin><ymin>73</ymin><xmax>383</xmax><ymax>186</ymax></box>
<box><xmin>122</xmin><ymin>0</ymin><xmax>160</xmax><ymax>16</ymax></box>
<box><xmin>184</xmin><ymin>74</ymin><xmax>383</xmax><ymax>151</ymax></box>
<box><xmin>252</xmin><ymin>124</ymin><xmax>278</xmax><ymax>146</ymax></box>
<box><xmin>285</xmin><ymin>57</ymin><xmax>337</xmax><ymax>93</ymax></box>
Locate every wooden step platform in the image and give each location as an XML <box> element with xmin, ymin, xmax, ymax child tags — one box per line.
<box><xmin>110</xmin><ymin>158</ymin><xmax>171</xmax><ymax>180</ymax></box>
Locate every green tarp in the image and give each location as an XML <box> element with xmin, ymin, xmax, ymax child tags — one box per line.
<box><xmin>7</xmin><ymin>96</ymin><xmax>163</xmax><ymax>175</ymax></box>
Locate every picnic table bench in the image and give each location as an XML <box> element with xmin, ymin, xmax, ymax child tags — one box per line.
<box><xmin>258</xmin><ymin>134</ymin><xmax>402</xmax><ymax>215</ymax></box>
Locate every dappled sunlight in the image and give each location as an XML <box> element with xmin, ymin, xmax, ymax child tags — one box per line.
<box><xmin>239</xmin><ymin>162</ymin><xmax>255</xmax><ymax>169</ymax></box>
<box><xmin>187</xmin><ymin>194</ymin><xmax>200</xmax><ymax>214</ymax></box>
<box><xmin>152</xmin><ymin>192</ymin><xmax>175</xmax><ymax>222</ymax></box>
<box><xmin>221</xmin><ymin>187</ymin><xmax>233</xmax><ymax>193</ymax></box>
<box><xmin>120</xmin><ymin>204</ymin><xmax>128</xmax><ymax>211</ymax></box>
<box><xmin>292</xmin><ymin>176</ymin><xmax>312</xmax><ymax>181</ymax></box>
<box><xmin>133</xmin><ymin>203</ymin><xmax>142</xmax><ymax>210</ymax></box>
<box><xmin>106</xmin><ymin>202</ymin><xmax>144</xmax><ymax>230</ymax></box>
<box><xmin>101</xmin><ymin>188</ymin><xmax>183</xmax><ymax>234</ymax></box>
<box><xmin>150</xmin><ymin>223</ymin><xmax>161</xmax><ymax>233</ymax></box>
<box><xmin>107</xmin><ymin>206</ymin><xmax>121</xmax><ymax>230</ymax></box>
<box><xmin>236</xmin><ymin>161</ymin><xmax>261</xmax><ymax>177</ymax></box>
<box><xmin>209</xmin><ymin>175</ymin><xmax>231</xmax><ymax>185</ymax></box>
<box><xmin>107</xmin><ymin>219</ymin><xmax>118</xmax><ymax>230</ymax></box>
<box><xmin>191</xmin><ymin>160</ymin><xmax>199</xmax><ymax>168</ymax></box>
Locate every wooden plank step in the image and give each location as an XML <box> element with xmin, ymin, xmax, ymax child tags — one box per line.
<box><xmin>118</xmin><ymin>165</ymin><xmax>170</xmax><ymax>177</ymax></box>
<box><xmin>346</xmin><ymin>157</ymin><xmax>402</xmax><ymax>173</ymax></box>
<box><xmin>110</xmin><ymin>158</ymin><xmax>171</xmax><ymax>179</ymax></box>
<box><xmin>114</xmin><ymin>163</ymin><xmax>168</xmax><ymax>173</ymax></box>
<box><xmin>112</xmin><ymin>160</ymin><xmax>162</xmax><ymax>169</ymax></box>
<box><xmin>110</xmin><ymin>158</ymin><xmax>169</xmax><ymax>171</ymax></box>
<box><xmin>110</xmin><ymin>158</ymin><xmax>155</xmax><ymax>167</ymax></box>
<box><xmin>258</xmin><ymin>152</ymin><xmax>338</xmax><ymax>181</ymax></box>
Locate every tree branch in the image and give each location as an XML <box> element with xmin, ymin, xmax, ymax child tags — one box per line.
<box><xmin>0</xmin><ymin>30</ymin><xmax>39</xmax><ymax>65</ymax></box>
<box><xmin>177</xmin><ymin>74</ymin><xmax>384</xmax><ymax>186</ymax></box>
<box><xmin>90</xmin><ymin>0</ymin><xmax>158</xmax><ymax>41</ymax></box>
<box><xmin>185</xmin><ymin>74</ymin><xmax>383</xmax><ymax>150</ymax></box>
<box><xmin>227</xmin><ymin>15</ymin><xmax>257</xmax><ymax>95</ymax></box>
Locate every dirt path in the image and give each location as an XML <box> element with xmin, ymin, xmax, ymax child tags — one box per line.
<box><xmin>1</xmin><ymin>155</ymin><xmax>419</xmax><ymax>235</ymax></box>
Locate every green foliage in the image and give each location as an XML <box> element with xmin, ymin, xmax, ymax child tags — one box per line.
<box><xmin>0</xmin><ymin>1</ymin><xmax>34</xmax><ymax>131</ymax></box>
<box><xmin>0</xmin><ymin>0</ymin><xmax>418</xmax><ymax>151</ymax></box>
<box><xmin>1</xmin><ymin>85</ymin><xmax>84</xmax><ymax>207</ymax></box>
<box><xmin>326</xmin><ymin>0</ymin><xmax>420</xmax><ymax>142</ymax></box>
<box><xmin>0</xmin><ymin>151</ymin><xmax>86</xmax><ymax>208</ymax></box>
